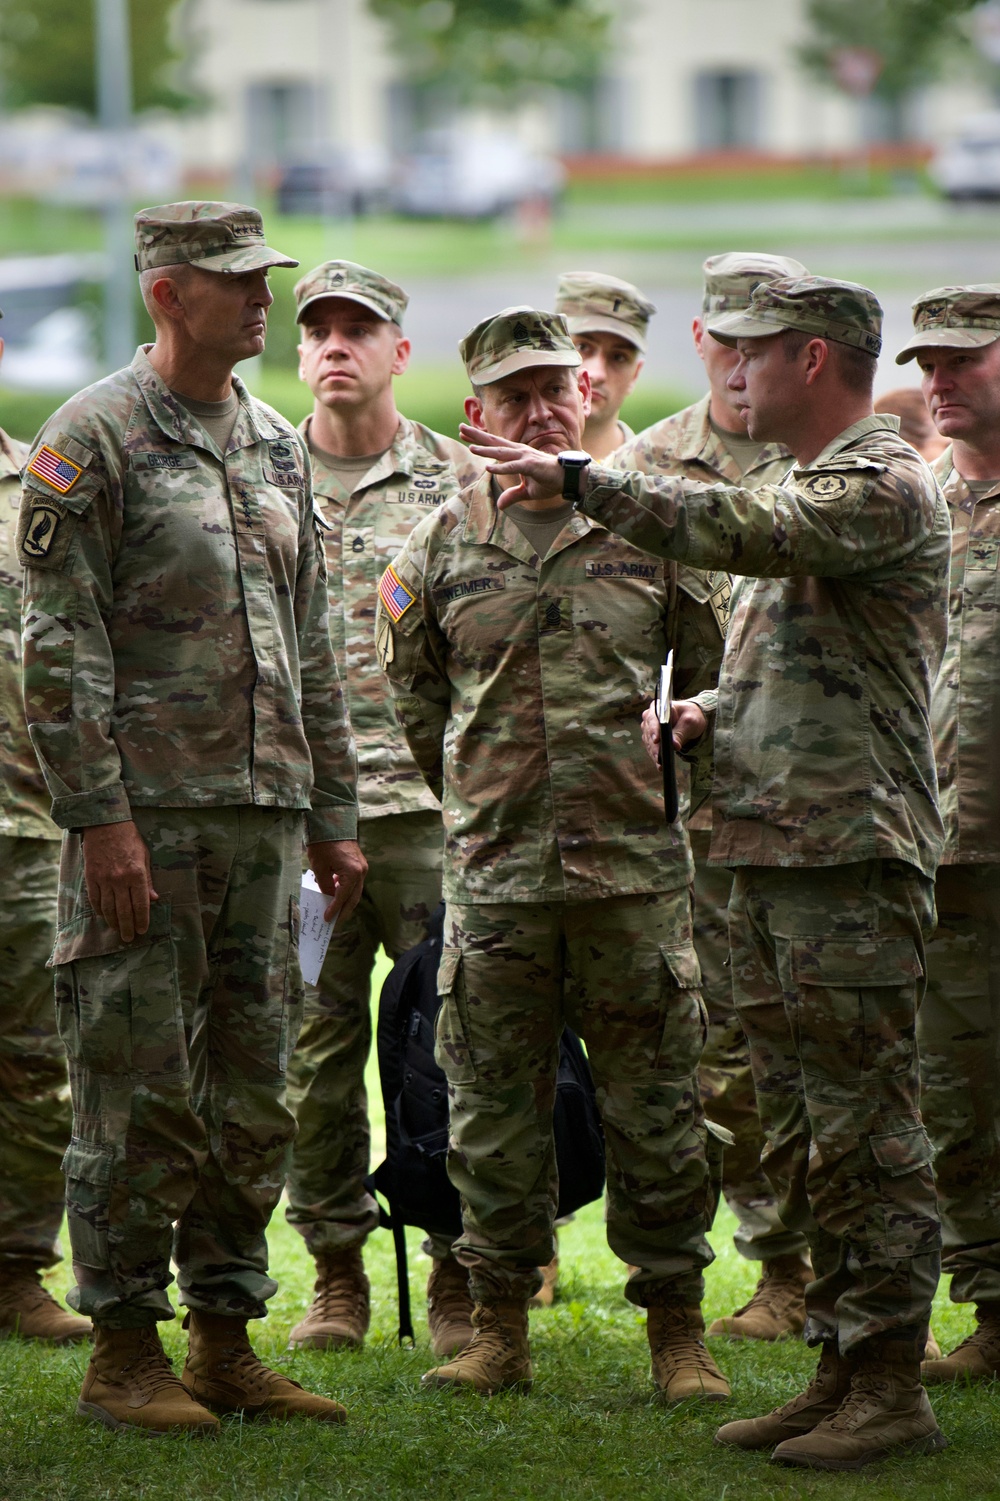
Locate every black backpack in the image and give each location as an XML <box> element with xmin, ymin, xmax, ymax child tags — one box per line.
<box><xmin>369</xmin><ymin>904</ymin><xmax>606</xmax><ymax>1341</ymax></box>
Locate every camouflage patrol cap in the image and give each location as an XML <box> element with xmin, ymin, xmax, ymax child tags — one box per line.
<box><xmin>708</xmin><ymin>276</ymin><xmax>883</xmax><ymax>357</ymax></box>
<box><xmin>294</xmin><ymin>260</ymin><xmax>408</xmax><ymax>326</ymax></box>
<box><xmin>554</xmin><ymin>271</ymin><xmax>656</xmax><ymax>353</ymax></box>
<box><xmin>895</xmin><ymin>284</ymin><xmax>1000</xmax><ymax>364</ymax></box>
<box><xmin>133</xmin><ymin>201</ymin><xmax>298</xmax><ymax>275</ymax></box>
<box><xmin>460</xmin><ymin>306</ymin><xmax>581</xmax><ymax>385</ymax></box>
<box><xmin>702</xmin><ymin>252</ymin><xmax>809</xmax><ymax>316</ymax></box>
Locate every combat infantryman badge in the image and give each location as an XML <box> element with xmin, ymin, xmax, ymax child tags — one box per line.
<box><xmin>27</xmin><ymin>445</ymin><xmax>83</xmax><ymax>494</ymax></box>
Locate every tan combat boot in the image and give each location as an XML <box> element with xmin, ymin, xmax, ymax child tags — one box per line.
<box><xmin>0</xmin><ymin>1262</ymin><xmax>92</xmax><ymax>1344</ymax></box>
<box><xmin>182</xmin><ymin>1310</ymin><xmax>347</xmax><ymax>1423</ymax></box>
<box><xmin>77</xmin><ymin>1324</ymin><xmax>219</xmax><ymax>1436</ymax></box>
<box><xmin>287</xmin><ymin>1247</ymin><xmax>370</xmax><ymax>1350</ymax></box>
<box><xmin>715</xmin><ymin>1339</ymin><xmax>854</xmax><ymax>1449</ymax></box>
<box><xmin>528</xmin><ymin>1254</ymin><xmax>559</xmax><ymax>1310</ymax></box>
<box><xmin>421</xmin><ymin>1298</ymin><xmax>533</xmax><ymax>1393</ymax></box>
<box><xmin>922</xmin><ymin>1302</ymin><xmax>1000</xmax><ymax>1383</ymax></box>
<box><xmin>707</xmin><ymin>1254</ymin><xmax>811</xmax><ymax>1340</ymax></box>
<box><xmin>647</xmin><ymin>1303</ymin><xmax>731</xmax><ymax>1403</ymax></box>
<box><xmin>772</xmin><ymin>1331</ymin><xmax>948</xmax><ymax>1470</ymax></box>
<box><xmin>426</xmin><ymin>1254</ymin><xmax>475</xmax><ymax>1358</ymax></box>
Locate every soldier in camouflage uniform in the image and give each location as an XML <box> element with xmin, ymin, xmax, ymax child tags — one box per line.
<box><xmin>621</xmin><ymin>253</ymin><xmax>814</xmax><ymax>1344</ymax></box>
<box><xmin>19</xmin><ymin>203</ymin><xmax>362</xmax><ymax>1434</ymax></box>
<box><xmin>466</xmin><ymin>278</ymin><xmax>950</xmax><ymax>1468</ymax></box>
<box><xmin>0</xmin><ymin>314</ymin><xmax>90</xmax><ymax>1345</ymax></box>
<box><xmin>554</xmin><ymin>272</ymin><xmax>654</xmax><ymax>460</ymax></box>
<box><xmin>377</xmin><ymin>307</ymin><xmax>731</xmax><ymax>1404</ymax></box>
<box><xmin>283</xmin><ymin>261</ymin><xmax>482</xmax><ymax>1357</ymax></box>
<box><xmin>894</xmin><ymin>287</ymin><xmax>1000</xmax><ymax>1384</ymax></box>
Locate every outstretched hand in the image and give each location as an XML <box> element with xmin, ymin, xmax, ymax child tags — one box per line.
<box><xmin>459</xmin><ymin>423</ymin><xmax>564</xmax><ymax>510</ymax></box>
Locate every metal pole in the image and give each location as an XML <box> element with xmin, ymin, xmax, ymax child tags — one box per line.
<box><xmin>95</xmin><ymin>0</ymin><xmax>135</xmax><ymax>371</ymax></box>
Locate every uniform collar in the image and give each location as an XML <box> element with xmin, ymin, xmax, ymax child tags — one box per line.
<box><xmin>299</xmin><ymin>412</ymin><xmax>441</xmax><ymax>497</ymax></box>
<box><xmin>806</xmin><ymin>413</ymin><xmax>900</xmax><ymax>468</ymax></box>
<box><xmin>663</xmin><ymin>393</ymin><xmax>789</xmax><ymax>480</ymax></box>
<box><xmin>933</xmin><ymin>444</ymin><xmax>1000</xmax><ymax>505</ymax></box>
<box><xmin>462</xmin><ymin>470</ymin><xmax>602</xmax><ymax>564</ymax></box>
<box><xmin>130</xmin><ymin>345</ymin><xmax>277</xmax><ymax>457</ymax></box>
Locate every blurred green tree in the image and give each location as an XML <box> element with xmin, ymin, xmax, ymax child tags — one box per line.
<box><xmin>368</xmin><ymin>0</ymin><xmax>613</xmax><ymax>99</ymax></box>
<box><xmin>0</xmin><ymin>0</ymin><xmax>191</xmax><ymax>114</ymax></box>
<box><xmin>800</xmin><ymin>0</ymin><xmax>981</xmax><ymax>114</ymax></box>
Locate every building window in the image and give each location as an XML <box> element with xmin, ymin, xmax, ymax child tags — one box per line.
<box><xmin>245</xmin><ymin>81</ymin><xmax>323</xmax><ymax>167</ymax></box>
<box><xmin>693</xmin><ymin>70</ymin><xmax>762</xmax><ymax>151</ymax></box>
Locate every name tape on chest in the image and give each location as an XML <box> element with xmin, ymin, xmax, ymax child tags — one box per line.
<box><xmin>434</xmin><ymin>575</ymin><xmax>506</xmax><ymax>604</ymax></box>
<box><xmin>378</xmin><ymin>564</ymin><xmax>417</xmax><ymax>622</ymax></box>
<box><xmin>27</xmin><ymin>445</ymin><xmax>83</xmax><ymax>494</ymax></box>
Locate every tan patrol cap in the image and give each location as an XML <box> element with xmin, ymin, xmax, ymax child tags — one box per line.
<box><xmin>895</xmin><ymin>284</ymin><xmax>1000</xmax><ymax>364</ymax></box>
<box><xmin>294</xmin><ymin>260</ymin><xmax>408</xmax><ymax>327</ymax></box>
<box><xmin>460</xmin><ymin>306</ymin><xmax>581</xmax><ymax>385</ymax></box>
<box><xmin>134</xmin><ymin>201</ymin><xmax>297</xmax><ymax>274</ymax></box>
<box><xmin>708</xmin><ymin>276</ymin><xmax>883</xmax><ymax>357</ymax></box>
<box><xmin>554</xmin><ymin>271</ymin><xmax>656</xmax><ymax>353</ymax></box>
<box><xmin>702</xmin><ymin>252</ymin><xmax>809</xmax><ymax>315</ymax></box>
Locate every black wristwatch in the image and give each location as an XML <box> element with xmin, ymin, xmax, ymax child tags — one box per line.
<box><xmin>557</xmin><ymin>450</ymin><xmax>592</xmax><ymax>503</ymax></box>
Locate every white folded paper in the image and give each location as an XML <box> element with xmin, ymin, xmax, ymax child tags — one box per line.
<box><xmin>299</xmin><ymin>870</ymin><xmax>337</xmax><ymax>986</ymax></box>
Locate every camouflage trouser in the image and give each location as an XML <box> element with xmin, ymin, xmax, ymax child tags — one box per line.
<box><xmin>52</xmin><ymin>807</ymin><xmax>305</xmax><ymax>1328</ymax></box>
<box><xmin>690</xmin><ymin>829</ymin><xmax>809</xmax><ymax>1265</ymax></box>
<box><xmin>438</xmin><ymin>890</ymin><xmax>714</xmax><ymax>1307</ymax></box>
<box><xmin>285</xmin><ymin>809</ymin><xmax>442</xmax><ymax>1256</ymax></box>
<box><xmin>918</xmin><ymin>861</ymin><xmax>1000</xmax><ymax>1307</ymax></box>
<box><xmin>0</xmin><ymin>834</ymin><xmax>67</xmax><ymax>1266</ymax></box>
<box><xmin>729</xmin><ymin>860</ymin><xmax>940</xmax><ymax>1352</ymax></box>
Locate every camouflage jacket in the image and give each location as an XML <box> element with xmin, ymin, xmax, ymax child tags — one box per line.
<box><xmin>931</xmin><ymin>449</ymin><xmax>1000</xmax><ymax>864</ymax></box>
<box><xmin>579</xmin><ymin>414</ymin><xmax>949</xmax><ymax>877</ymax></box>
<box><xmin>303</xmin><ymin>412</ymin><xmax>482</xmax><ymax>821</ymax></box>
<box><xmin>376</xmin><ymin>473</ymin><xmax>724</xmax><ymax>903</ymax></box>
<box><xmin>612</xmin><ymin>394</ymin><xmax>793</xmax><ymax>830</ymax></box>
<box><xmin>19</xmin><ymin>348</ymin><xmax>357</xmax><ymax>840</ymax></box>
<box><xmin>0</xmin><ymin>427</ymin><xmax>59</xmax><ymax>840</ymax></box>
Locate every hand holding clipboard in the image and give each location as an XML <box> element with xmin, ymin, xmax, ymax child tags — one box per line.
<box><xmin>656</xmin><ymin>650</ymin><xmax>679</xmax><ymax>824</ymax></box>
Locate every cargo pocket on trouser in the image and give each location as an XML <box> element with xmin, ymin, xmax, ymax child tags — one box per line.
<box><xmin>869</xmin><ymin>1120</ymin><xmax>938</xmax><ymax>1258</ymax></box>
<box><xmin>655</xmin><ymin>942</ymin><xmax>706</xmax><ymax>1076</ymax></box>
<box><xmin>434</xmin><ymin>946</ymin><xmax>476</xmax><ymax>1085</ymax></box>
<box><xmin>51</xmin><ymin>901</ymin><xmax>184</xmax><ymax>1078</ymax></box>
<box><xmin>61</xmin><ymin>1136</ymin><xmax>114</xmax><ymax>1270</ymax></box>
<box><xmin>790</xmin><ymin>934</ymin><xmax>924</xmax><ymax>1084</ymax></box>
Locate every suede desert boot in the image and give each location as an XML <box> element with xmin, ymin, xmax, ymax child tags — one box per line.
<box><xmin>0</xmin><ymin>1262</ymin><xmax>92</xmax><ymax>1344</ymax></box>
<box><xmin>772</xmin><ymin>1330</ymin><xmax>948</xmax><ymax>1470</ymax></box>
<box><xmin>287</xmin><ymin>1247</ymin><xmax>370</xmax><ymax>1350</ymax></box>
<box><xmin>715</xmin><ymin>1339</ymin><xmax>854</xmax><ymax>1449</ymax></box>
<box><xmin>528</xmin><ymin>1253</ymin><xmax>560</xmax><ymax>1309</ymax></box>
<box><xmin>647</xmin><ymin>1303</ymin><xmax>730</xmax><ymax>1403</ymax></box>
<box><xmin>183</xmin><ymin>1311</ymin><xmax>347</xmax><ymax>1423</ymax></box>
<box><xmin>421</xmin><ymin>1298</ymin><xmax>533</xmax><ymax>1393</ymax></box>
<box><xmin>77</xmin><ymin>1325</ymin><xmax>219</xmax><ymax>1436</ymax></box>
<box><xmin>707</xmin><ymin>1254</ymin><xmax>811</xmax><ymax>1340</ymax></box>
<box><xmin>426</xmin><ymin>1254</ymin><xmax>475</xmax><ymax>1358</ymax></box>
<box><xmin>922</xmin><ymin>1302</ymin><xmax>1000</xmax><ymax>1383</ymax></box>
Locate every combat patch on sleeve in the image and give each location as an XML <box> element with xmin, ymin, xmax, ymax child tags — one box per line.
<box><xmin>26</xmin><ymin>444</ymin><xmax>84</xmax><ymax>495</ymax></box>
<box><xmin>378</xmin><ymin>564</ymin><xmax>417</xmax><ymax>622</ymax></box>
<box><xmin>802</xmin><ymin>472</ymin><xmax>849</xmax><ymax>501</ymax></box>
<box><xmin>19</xmin><ymin>498</ymin><xmax>67</xmax><ymax>560</ymax></box>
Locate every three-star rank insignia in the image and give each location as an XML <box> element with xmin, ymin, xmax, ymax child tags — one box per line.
<box><xmin>802</xmin><ymin>472</ymin><xmax>849</xmax><ymax>501</ymax></box>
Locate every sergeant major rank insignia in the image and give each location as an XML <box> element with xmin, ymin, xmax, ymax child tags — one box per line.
<box><xmin>27</xmin><ymin>444</ymin><xmax>83</xmax><ymax>494</ymax></box>
<box><xmin>803</xmin><ymin>473</ymin><xmax>849</xmax><ymax>500</ymax></box>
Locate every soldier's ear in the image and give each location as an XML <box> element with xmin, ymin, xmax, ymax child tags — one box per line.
<box><xmin>392</xmin><ymin>334</ymin><xmax>411</xmax><ymax>378</ymax></box>
<box><xmin>464</xmin><ymin>394</ymin><xmax>485</xmax><ymax>429</ymax></box>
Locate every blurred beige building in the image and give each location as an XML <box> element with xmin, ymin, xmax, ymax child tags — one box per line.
<box><xmin>169</xmin><ymin>0</ymin><xmax>993</xmax><ymax>175</ymax></box>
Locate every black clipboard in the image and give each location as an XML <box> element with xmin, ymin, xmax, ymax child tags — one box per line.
<box><xmin>656</xmin><ymin>651</ymin><xmax>679</xmax><ymax>824</ymax></box>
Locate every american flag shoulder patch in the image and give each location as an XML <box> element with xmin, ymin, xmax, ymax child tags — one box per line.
<box><xmin>27</xmin><ymin>445</ymin><xmax>84</xmax><ymax>495</ymax></box>
<box><xmin>378</xmin><ymin>564</ymin><xmax>417</xmax><ymax>623</ymax></box>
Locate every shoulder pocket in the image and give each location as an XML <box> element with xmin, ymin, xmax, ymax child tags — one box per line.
<box><xmin>19</xmin><ymin>438</ymin><xmax>102</xmax><ymax>569</ymax></box>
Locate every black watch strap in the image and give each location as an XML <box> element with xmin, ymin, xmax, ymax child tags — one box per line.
<box><xmin>557</xmin><ymin>450</ymin><xmax>591</xmax><ymax>503</ymax></box>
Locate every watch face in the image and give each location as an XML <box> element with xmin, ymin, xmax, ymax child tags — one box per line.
<box><xmin>558</xmin><ymin>450</ymin><xmax>591</xmax><ymax>467</ymax></box>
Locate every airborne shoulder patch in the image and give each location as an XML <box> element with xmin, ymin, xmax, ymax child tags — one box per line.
<box><xmin>27</xmin><ymin>444</ymin><xmax>83</xmax><ymax>494</ymax></box>
<box><xmin>802</xmin><ymin>472</ymin><xmax>849</xmax><ymax>501</ymax></box>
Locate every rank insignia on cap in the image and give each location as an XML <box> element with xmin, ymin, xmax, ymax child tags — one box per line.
<box><xmin>27</xmin><ymin>445</ymin><xmax>83</xmax><ymax>494</ymax></box>
<box><xmin>803</xmin><ymin>473</ymin><xmax>849</xmax><ymax>500</ymax></box>
<box><xmin>378</xmin><ymin>564</ymin><xmax>417</xmax><ymax>622</ymax></box>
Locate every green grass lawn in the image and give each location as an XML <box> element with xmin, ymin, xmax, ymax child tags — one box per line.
<box><xmin>2</xmin><ymin>953</ymin><xmax>998</xmax><ymax>1500</ymax></box>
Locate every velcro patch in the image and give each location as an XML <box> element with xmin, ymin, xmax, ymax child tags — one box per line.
<box><xmin>585</xmin><ymin>559</ymin><xmax>659</xmax><ymax>580</ymax></box>
<box><xmin>378</xmin><ymin>564</ymin><xmax>417</xmax><ymax>622</ymax></box>
<box><xmin>433</xmin><ymin>575</ymin><xmax>506</xmax><ymax>604</ymax></box>
<box><xmin>20</xmin><ymin>500</ymin><xmax>66</xmax><ymax>559</ymax></box>
<box><xmin>27</xmin><ymin>445</ymin><xmax>83</xmax><ymax>494</ymax></box>
<box><xmin>802</xmin><ymin>472</ymin><xmax>849</xmax><ymax>501</ymax></box>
